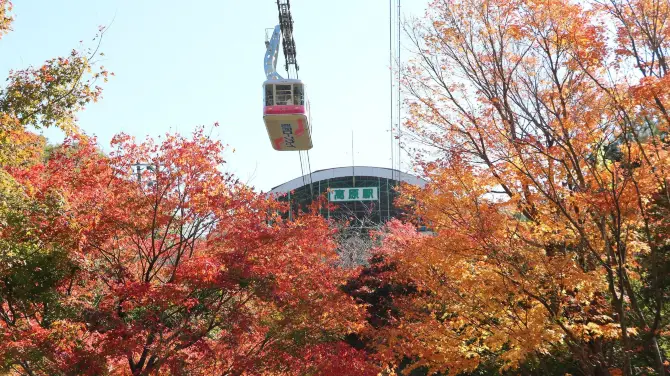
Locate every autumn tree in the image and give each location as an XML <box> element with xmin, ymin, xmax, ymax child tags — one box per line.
<box><xmin>367</xmin><ymin>0</ymin><xmax>670</xmax><ymax>375</ymax></box>
<box><xmin>332</xmin><ymin>201</ymin><xmax>387</xmax><ymax>268</ymax></box>
<box><xmin>2</xmin><ymin>128</ymin><xmax>376</xmax><ymax>375</ymax></box>
<box><xmin>0</xmin><ymin>0</ymin><xmax>12</xmax><ymax>40</ymax></box>
<box><xmin>0</xmin><ymin>5</ymin><xmax>113</xmax><ymax>374</ymax></box>
<box><xmin>0</xmin><ymin>5</ymin><xmax>110</xmax><ymax>308</ymax></box>
<box><xmin>0</xmin><ymin>22</ymin><xmax>109</xmax><ymax>169</ymax></box>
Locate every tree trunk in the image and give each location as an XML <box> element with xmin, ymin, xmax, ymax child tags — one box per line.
<box><xmin>649</xmin><ymin>335</ymin><xmax>668</xmax><ymax>375</ymax></box>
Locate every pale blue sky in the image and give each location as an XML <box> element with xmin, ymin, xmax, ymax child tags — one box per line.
<box><xmin>1</xmin><ymin>0</ymin><xmax>425</xmax><ymax>191</ymax></box>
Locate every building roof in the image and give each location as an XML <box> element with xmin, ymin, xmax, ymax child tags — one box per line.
<box><xmin>268</xmin><ymin>166</ymin><xmax>428</xmax><ymax>194</ymax></box>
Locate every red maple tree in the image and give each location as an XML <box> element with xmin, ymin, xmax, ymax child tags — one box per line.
<box><xmin>1</xmin><ymin>130</ymin><xmax>376</xmax><ymax>375</ymax></box>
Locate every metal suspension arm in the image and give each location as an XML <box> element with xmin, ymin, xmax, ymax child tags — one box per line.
<box><xmin>264</xmin><ymin>25</ymin><xmax>284</xmax><ymax>80</ymax></box>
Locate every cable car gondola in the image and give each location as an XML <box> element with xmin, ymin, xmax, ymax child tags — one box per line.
<box><xmin>262</xmin><ymin>78</ymin><xmax>312</xmax><ymax>151</ymax></box>
<box><xmin>263</xmin><ymin>20</ymin><xmax>312</xmax><ymax>151</ymax></box>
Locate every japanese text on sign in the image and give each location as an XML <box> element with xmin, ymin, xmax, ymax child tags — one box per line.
<box><xmin>329</xmin><ymin>187</ymin><xmax>378</xmax><ymax>202</ymax></box>
<box><xmin>281</xmin><ymin>124</ymin><xmax>296</xmax><ymax>148</ymax></box>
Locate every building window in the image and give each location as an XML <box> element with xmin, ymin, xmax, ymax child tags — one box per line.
<box><xmin>275</xmin><ymin>85</ymin><xmax>292</xmax><ymax>105</ymax></box>
<box><xmin>293</xmin><ymin>84</ymin><xmax>304</xmax><ymax>105</ymax></box>
<box><xmin>265</xmin><ymin>85</ymin><xmax>274</xmax><ymax>106</ymax></box>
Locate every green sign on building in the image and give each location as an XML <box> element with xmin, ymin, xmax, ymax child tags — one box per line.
<box><xmin>329</xmin><ymin>187</ymin><xmax>378</xmax><ymax>202</ymax></box>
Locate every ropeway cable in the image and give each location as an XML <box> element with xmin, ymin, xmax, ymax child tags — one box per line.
<box><xmin>397</xmin><ymin>0</ymin><xmax>402</xmax><ymax>182</ymax></box>
<box><xmin>286</xmin><ymin>61</ymin><xmax>314</xmax><ymax>201</ymax></box>
<box><xmin>291</xmin><ymin>61</ymin><xmax>314</xmax><ymax>199</ymax></box>
<box><xmin>298</xmin><ymin>151</ymin><xmax>307</xmax><ymax>188</ymax></box>
<box><xmin>389</xmin><ymin>0</ymin><xmax>395</xmax><ymax>182</ymax></box>
<box><xmin>306</xmin><ymin>150</ymin><xmax>314</xmax><ymax>197</ymax></box>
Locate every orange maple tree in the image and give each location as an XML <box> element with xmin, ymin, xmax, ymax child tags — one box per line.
<box><xmin>0</xmin><ymin>0</ymin><xmax>12</xmax><ymax>40</ymax></box>
<box><xmin>0</xmin><ymin>15</ymin><xmax>108</xmax><ymax>169</ymax></box>
<box><xmin>364</xmin><ymin>0</ymin><xmax>670</xmax><ymax>375</ymax></box>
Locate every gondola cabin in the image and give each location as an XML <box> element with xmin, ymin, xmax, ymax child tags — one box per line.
<box><xmin>263</xmin><ymin>79</ymin><xmax>312</xmax><ymax>151</ymax></box>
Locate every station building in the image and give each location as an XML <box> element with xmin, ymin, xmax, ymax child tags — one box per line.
<box><xmin>268</xmin><ymin>166</ymin><xmax>428</xmax><ymax>227</ymax></box>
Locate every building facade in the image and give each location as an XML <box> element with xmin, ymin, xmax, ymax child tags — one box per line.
<box><xmin>269</xmin><ymin>166</ymin><xmax>427</xmax><ymax>226</ymax></box>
